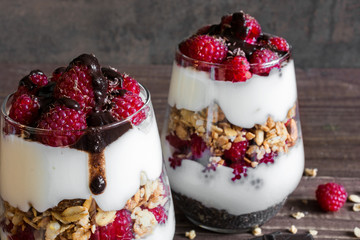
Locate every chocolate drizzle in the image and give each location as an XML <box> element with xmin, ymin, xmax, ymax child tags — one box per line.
<box><xmin>65</xmin><ymin>54</ymin><xmax>133</xmax><ymax>195</ymax></box>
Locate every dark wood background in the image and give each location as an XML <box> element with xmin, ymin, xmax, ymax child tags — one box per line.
<box><xmin>0</xmin><ymin>63</ymin><xmax>359</xmax><ymax>239</ymax></box>
<box><xmin>0</xmin><ymin>0</ymin><xmax>360</xmax><ymax>68</ymax></box>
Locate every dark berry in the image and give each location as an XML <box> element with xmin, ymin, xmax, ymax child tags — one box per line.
<box><xmin>190</xmin><ymin>133</ymin><xmax>207</xmax><ymax>159</ymax></box>
<box><xmin>166</xmin><ymin>134</ymin><xmax>190</xmax><ymax>151</ymax></box>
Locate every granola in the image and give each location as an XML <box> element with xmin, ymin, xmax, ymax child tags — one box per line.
<box><xmin>1</xmin><ymin>172</ymin><xmax>170</xmax><ymax>240</ymax></box>
<box><xmin>166</xmin><ymin>103</ymin><xmax>299</xmax><ymax>181</ymax></box>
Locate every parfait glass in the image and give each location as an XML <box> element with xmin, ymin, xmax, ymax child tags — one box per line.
<box><xmin>0</xmin><ymin>84</ymin><xmax>175</xmax><ymax>240</ymax></box>
<box><xmin>161</xmin><ymin>48</ymin><xmax>304</xmax><ymax>233</ymax></box>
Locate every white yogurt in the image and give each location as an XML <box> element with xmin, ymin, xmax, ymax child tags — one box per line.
<box><xmin>168</xmin><ymin>60</ymin><xmax>297</xmax><ymax>128</ymax></box>
<box><xmin>163</xmin><ymin>138</ymin><xmax>304</xmax><ymax>215</ymax></box>
<box><xmin>0</xmin><ymin>112</ymin><xmax>163</xmax><ymax>213</ymax></box>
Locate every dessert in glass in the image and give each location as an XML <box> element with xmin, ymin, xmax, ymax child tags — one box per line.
<box><xmin>162</xmin><ymin>11</ymin><xmax>304</xmax><ymax>233</ymax></box>
<box><xmin>0</xmin><ymin>54</ymin><xmax>175</xmax><ymax>240</ymax></box>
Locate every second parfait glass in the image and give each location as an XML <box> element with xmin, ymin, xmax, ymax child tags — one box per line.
<box><xmin>161</xmin><ymin>14</ymin><xmax>304</xmax><ymax>232</ymax></box>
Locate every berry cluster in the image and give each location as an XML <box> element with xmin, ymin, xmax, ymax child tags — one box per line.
<box><xmin>178</xmin><ymin>11</ymin><xmax>290</xmax><ymax>81</ymax></box>
<box><xmin>7</xmin><ymin>54</ymin><xmax>146</xmax><ymax>147</ymax></box>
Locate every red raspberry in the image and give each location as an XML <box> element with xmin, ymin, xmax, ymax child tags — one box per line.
<box><xmin>269</xmin><ymin>36</ymin><xmax>289</xmax><ymax>52</ymax></box>
<box><xmin>316</xmin><ymin>182</ymin><xmax>347</xmax><ymax>212</ymax></box>
<box><xmin>190</xmin><ymin>133</ymin><xmax>207</xmax><ymax>159</ymax></box>
<box><xmin>166</xmin><ymin>134</ymin><xmax>190</xmax><ymax>151</ymax></box>
<box><xmin>249</xmin><ymin>49</ymin><xmax>280</xmax><ymax>76</ymax></box>
<box><xmin>122</xmin><ymin>74</ymin><xmax>140</xmax><ymax>95</ymax></box>
<box><xmin>223</xmin><ymin>140</ymin><xmax>249</xmax><ymax>163</ymax></box>
<box><xmin>1</xmin><ymin>222</ymin><xmax>35</xmax><ymax>240</ymax></box>
<box><xmin>179</xmin><ymin>35</ymin><xmax>228</xmax><ymax>63</ymax></box>
<box><xmin>37</xmin><ymin>105</ymin><xmax>87</xmax><ymax>147</ymax></box>
<box><xmin>51</xmin><ymin>67</ymin><xmax>66</xmax><ymax>83</ymax></box>
<box><xmin>169</xmin><ymin>151</ymin><xmax>184</xmax><ymax>169</ymax></box>
<box><xmin>230</xmin><ymin>162</ymin><xmax>248</xmax><ymax>181</ymax></box>
<box><xmin>9</xmin><ymin>94</ymin><xmax>40</xmax><ymax>125</ymax></box>
<box><xmin>231</xmin><ymin>12</ymin><xmax>261</xmax><ymax>44</ymax></box>
<box><xmin>110</xmin><ymin>91</ymin><xmax>145</xmax><ymax>125</ymax></box>
<box><xmin>243</xmin><ymin>14</ymin><xmax>262</xmax><ymax>44</ymax></box>
<box><xmin>258</xmin><ymin>151</ymin><xmax>276</xmax><ymax>164</ymax></box>
<box><xmin>28</xmin><ymin>70</ymin><xmax>49</xmax><ymax>87</ymax></box>
<box><xmin>91</xmin><ymin>209</ymin><xmax>133</xmax><ymax>240</ymax></box>
<box><xmin>54</xmin><ymin>64</ymin><xmax>95</xmax><ymax>112</ymax></box>
<box><xmin>148</xmin><ymin>206</ymin><xmax>168</xmax><ymax>224</ymax></box>
<box><xmin>222</xmin><ymin>56</ymin><xmax>252</xmax><ymax>82</ymax></box>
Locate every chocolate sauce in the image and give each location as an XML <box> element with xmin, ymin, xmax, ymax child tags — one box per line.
<box><xmin>101</xmin><ymin>67</ymin><xmax>124</xmax><ymax>89</ymax></box>
<box><xmin>89</xmin><ymin>153</ymin><xmax>107</xmax><ymax>194</ymax></box>
<box><xmin>19</xmin><ymin>69</ymin><xmax>45</xmax><ymax>91</ymax></box>
<box><xmin>57</xmin><ymin>97</ymin><xmax>80</xmax><ymax>110</ymax></box>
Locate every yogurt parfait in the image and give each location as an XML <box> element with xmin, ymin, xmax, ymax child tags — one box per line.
<box><xmin>0</xmin><ymin>54</ymin><xmax>175</xmax><ymax>240</ymax></box>
<box><xmin>162</xmin><ymin>11</ymin><xmax>304</xmax><ymax>232</ymax></box>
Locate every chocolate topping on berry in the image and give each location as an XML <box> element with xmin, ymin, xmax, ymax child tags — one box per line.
<box><xmin>6</xmin><ymin>53</ymin><xmax>146</xmax><ymax>195</ymax></box>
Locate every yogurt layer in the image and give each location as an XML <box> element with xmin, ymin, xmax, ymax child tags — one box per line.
<box><xmin>0</xmin><ymin>115</ymin><xmax>162</xmax><ymax>213</ymax></box>
<box><xmin>168</xmin><ymin>60</ymin><xmax>297</xmax><ymax>128</ymax></box>
<box><xmin>163</xmin><ymin>137</ymin><xmax>304</xmax><ymax>215</ymax></box>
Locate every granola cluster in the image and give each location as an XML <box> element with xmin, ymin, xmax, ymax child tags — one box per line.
<box><xmin>166</xmin><ymin>104</ymin><xmax>299</xmax><ymax>180</ymax></box>
<box><xmin>1</xmin><ymin>172</ymin><xmax>169</xmax><ymax>240</ymax></box>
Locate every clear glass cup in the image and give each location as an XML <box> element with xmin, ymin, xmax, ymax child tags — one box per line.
<box><xmin>0</xmin><ymin>84</ymin><xmax>175</xmax><ymax>240</ymax></box>
<box><xmin>161</xmin><ymin>47</ymin><xmax>304</xmax><ymax>233</ymax></box>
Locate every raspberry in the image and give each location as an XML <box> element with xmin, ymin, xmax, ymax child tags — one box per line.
<box><xmin>166</xmin><ymin>134</ymin><xmax>190</xmax><ymax>151</ymax></box>
<box><xmin>148</xmin><ymin>206</ymin><xmax>168</xmax><ymax>224</ymax></box>
<box><xmin>169</xmin><ymin>152</ymin><xmax>183</xmax><ymax>169</ymax></box>
<box><xmin>190</xmin><ymin>133</ymin><xmax>207</xmax><ymax>159</ymax></box>
<box><xmin>110</xmin><ymin>91</ymin><xmax>145</xmax><ymax>125</ymax></box>
<box><xmin>231</xmin><ymin>12</ymin><xmax>262</xmax><ymax>44</ymax></box>
<box><xmin>122</xmin><ymin>74</ymin><xmax>140</xmax><ymax>95</ymax></box>
<box><xmin>54</xmin><ymin>64</ymin><xmax>95</xmax><ymax>112</ymax></box>
<box><xmin>28</xmin><ymin>70</ymin><xmax>49</xmax><ymax>87</ymax></box>
<box><xmin>316</xmin><ymin>182</ymin><xmax>347</xmax><ymax>212</ymax></box>
<box><xmin>222</xmin><ymin>56</ymin><xmax>252</xmax><ymax>82</ymax></box>
<box><xmin>179</xmin><ymin>35</ymin><xmax>228</xmax><ymax>63</ymax></box>
<box><xmin>269</xmin><ymin>36</ymin><xmax>289</xmax><ymax>52</ymax></box>
<box><xmin>37</xmin><ymin>105</ymin><xmax>87</xmax><ymax>147</ymax></box>
<box><xmin>91</xmin><ymin>209</ymin><xmax>133</xmax><ymax>240</ymax></box>
<box><xmin>258</xmin><ymin>151</ymin><xmax>276</xmax><ymax>164</ymax></box>
<box><xmin>230</xmin><ymin>162</ymin><xmax>248</xmax><ymax>181</ymax></box>
<box><xmin>249</xmin><ymin>49</ymin><xmax>280</xmax><ymax>76</ymax></box>
<box><xmin>51</xmin><ymin>67</ymin><xmax>66</xmax><ymax>83</ymax></box>
<box><xmin>9</xmin><ymin>94</ymin><xmax>40</xmax><ymax>125</ymax></box>
<box><xmin>223</xmin><ymin>140</ymin><xmax>249</xmax><ymax>163</ymax></box>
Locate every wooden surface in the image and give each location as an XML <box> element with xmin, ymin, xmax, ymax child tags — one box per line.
<box><xmin>0</xmin><ymin>64</ymin><xmax>359</xmax><ymax>239</ymax></box>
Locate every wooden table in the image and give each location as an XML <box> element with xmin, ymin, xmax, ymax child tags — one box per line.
<box><xmin>0</xmin><ymin>64</ymin><xmax>359</xmax><ymax>239</ymax></box>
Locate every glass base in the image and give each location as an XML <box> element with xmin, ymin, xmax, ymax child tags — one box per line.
<box><xmin>174</xmin><ymin>191</ymin><xmax>286</xmax><ymax>233</ymax></box>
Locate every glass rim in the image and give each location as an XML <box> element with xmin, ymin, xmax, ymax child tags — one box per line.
<box><xmin>1</xmin><ymin>82</ymin><xmax>151</xmax><ymax>134</ymax></box>
<box><xmin>175</xmin><ymin>37</ymin><xmax>292</xmax><ymax>68</ymax></box>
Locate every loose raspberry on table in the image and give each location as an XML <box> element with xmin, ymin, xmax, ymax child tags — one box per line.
<box><xmin>190</xmin><ymin>134</ymin><xmax>207</xmax><ymax>159</ymax></box>
<box><xmin>91</xmin><ymin>209</ymin><xmax>133</xmax><ymax>240</ymax></box>
<box><xmin>54</xmin><ymin>64</ymin><xmax>95</xmax><ymax>112</ymax></box>
<box><xmin>148</xmin><ymin>206</ymin><xmax>168</xmax><ymax>224</ymax></box>
<box><xmin>37</xmin><ymin>105</ymin><xmax>87</xmax><ymax>147</ymax></box>
<box><xmin>222</xmin><ymin>56</ymin><xmax>252</xmax><ymax>82</ymax></box>
<box><xmin>9</xmin><ymin>94</ymin><xmax>40</xmax><ymax>126</ymax></box>
<box><xmin>110</xmin><ymin>91</ymin><xmax>145</xmax><ymax>125</ymax></box>
<box><xmin>249</xmin><ymin>49</ymin><xmax>280</xmax><ymax>76</ymax></box>
<box><xmin>269</xmin><ymin>36</ymin><xmax>290</xmax><ymax>52</ymax></box>
<box><xmin>316</xmin><ymin>182</ymin><xmax>348</xmax><ymax>212</ymax></box>
<box><xmin>179</xmin><ymin>35</ymin><xmax>228</xmax><ymax>64</ymax></box>
<box><xmin>223</xmin><ymin>140</ymin><xmax>249</xmax><ymax>163</ymax></box>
